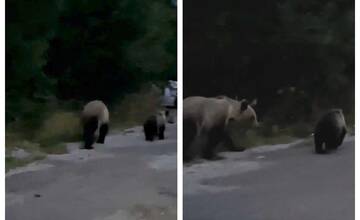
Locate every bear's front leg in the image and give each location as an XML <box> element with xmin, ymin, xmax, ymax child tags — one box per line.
<box><xmin>158</xmin><ymin>125</ymin><xmax>165</xmax><ymax>140</ymax></box>
<box><xmin>223</xmin><ymin>135</ymin><xmax>245</xmax><ymax>152</ymax></box>
<box><xmin>202</xmin><ymin>130</ymin><xmax>224</xmax><ymax>160</ymax></box>
<box><xmin>314</xmin><ymin>136</ymin><xmax>326</xmax><ymax>154</ymax></box>
<box><xmin>97</xmin><ymin>124</ymin><xmax>109</xmax><ymax>144</ymax></box>
<box><xmin>82</xmin><ymin>118</ymin><xmax>98</xmax><ymax>149</ymax></box>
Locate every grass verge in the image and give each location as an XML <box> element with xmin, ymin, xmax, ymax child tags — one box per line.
<box><xmin>229</xmin><ymin>121</ymin><xmax>313</xmax><ymax>149</ymax></box>
<box><xmin>6</xmin><ymin>155</ymin><xmax>46</xmax><ymax>173</ymax></box>
<box><xmin>5</xmin><ymin>83</ymin><xmax>165</xmax><ymax>171</ymax></box>
<box><xmin>111</xmin><ymin>84</ymin><xmax>162</xmax><ymax>130</ymax></box>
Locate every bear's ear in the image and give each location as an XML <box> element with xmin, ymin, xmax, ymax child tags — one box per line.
<box><xmin>216</xmin><ymin>95</ymin><xmax>227</xmax><ymax>99</ymax></box>
<box><xmin>250</xmin><ymin>99</ymin><xmax>257</xmax><ymax>107</ymax></box>
<box><xmin>240</xmin><ymin>100</ymin><xmax>249</xmax><ymax>112</ymax></box>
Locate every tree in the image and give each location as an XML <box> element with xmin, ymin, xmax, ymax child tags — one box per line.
<box><xmin>6</xmin><ymin>0</ymin><xmax>60</xmax><ymax>122</ymax></box>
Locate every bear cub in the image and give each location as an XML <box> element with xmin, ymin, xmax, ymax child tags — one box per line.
<box><xmin>314</xmin><ymin>109</ymin><xmax>347</xmax><ymax>154</ymax></box>
<box><xmin>143</xmin><ymin>110</ymin><xmax>166</xmax><ymax>141</ymax></box>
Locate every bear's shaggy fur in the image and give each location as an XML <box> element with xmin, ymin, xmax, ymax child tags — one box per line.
<box><xmin>314</xmin><ymin>109</ymin><xmax>347</xmax><ymax>154</ymax></box>
<box><xmin>143</xmin><ymin>111</ymin><xmax>166</xmax><ymax>141</ymax></box>
<box><xmin>183</xmin><ymin>96</ymin><xmax>258</xmax><ymax>161</ymax></box>
<box><xmin>81</xmin><ymin>100</ymin><xmax>109</xmax><ymax>149</ymax></box>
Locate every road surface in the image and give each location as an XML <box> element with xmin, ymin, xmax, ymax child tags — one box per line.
<box><xmin>184</xmin><ymin>136</ymin><xmax>354</xmax><ymax>220</ymax></box>
<box><xmin>6</xmin><ymin>123</ymin><xmax>177</xmax><ymax>220</ymax></box>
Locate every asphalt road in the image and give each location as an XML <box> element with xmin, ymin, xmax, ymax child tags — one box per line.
<box><xmin>184</xmin><ymin>136</ymin><xmax>354</xmax><ymax>220</ymax></box>
<box><xmin>6</xmin><ymin>123</ymin><xmax>177</xmax><ymax>220</ymax></box>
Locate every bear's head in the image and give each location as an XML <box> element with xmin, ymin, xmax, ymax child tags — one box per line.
<box><xmin>156</xmin><ymin>110</ymin><xmax>167</xmax><ymax>123</ymax></box>
<box><xmin>216</xmin><ymin>96</ymin><xmax>259</xmax><ymax>128</ymax></box>
<box><xmin>166</xmin><ymin>109</ymin><xmax>176</xmax><ymax>124</ymax></box>
<box><xmin>233</xmin><ymin>99</ymin><xmax>259</xmax><ymax>128</ymax></box>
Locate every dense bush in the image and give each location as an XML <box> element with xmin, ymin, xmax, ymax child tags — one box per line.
<box><xmin>6</xmin><ymin>0</ymin><xmax>177</xmax><ymax>123</ymax></box>
<box><xmin>184</xmin><ymin>0</ymin><xmax>354</xmax><ymax>125</ymax></box>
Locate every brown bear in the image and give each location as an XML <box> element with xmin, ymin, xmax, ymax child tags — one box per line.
<box><xmin>314</xmin><ymin>109</ymin><xmax>347</xmax><ymax>154</ymax></box>
<box><xmin>143</xmin><ymin>110</ymin><xmax>167</xmax><ymax>141</ymax></box>
<box><xmin>81</xmin><ymin>100</ymin><xmax>109</xmax><ymax>149</ymax></box>
<box><xmin>183</xmin><ymin>96</ymin><xmax>258</xmax><ymax>161</ymax></box>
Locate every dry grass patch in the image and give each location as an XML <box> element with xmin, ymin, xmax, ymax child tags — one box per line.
<box><xmin>35</xmin><ymin>111</ymin><xmax>81</xmax><ymax>145</ymax></box>
<box><xmin>111</xmin><ymin>84</ymin><xmax>163</xmax><ymax>130</ymax></box>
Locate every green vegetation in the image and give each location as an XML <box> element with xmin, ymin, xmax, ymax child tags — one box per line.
<box><xmin>111</xmin><ymin>84</ymin><xmax>163</xmax><ymax>130</ymax></box>
<box><xmin>7</xmin><ymin>0</ymin><xmax>176</xmax><ymax>122</ymax></box>
<box><xmin>230</xmin><ymin>123</ymin><xmax>312</xmax><ymax>149</ymax></box>
<box><xmin>6</xmin><ymin>0</ymin><xmax>176</xmax><ymax>170</ymax></box>
<box><xmin>6</xmin><ymin>156</ymin><xmax>46</xmax><ymax>172</ymax></box>
<box><xmin>5</xmin><ymin>84</ymin><xmax>167</xmax><ymax>171</ymax></box>
<box><xmin>36</xmin><ymin>112</ymin><xmax>81</xmax><ymax>143</ymax></box>
<box><xmin>225</xmin><ymin>118</ymin><xmax>312</xmax><ymax>149</ymax></box>
<box><xmin>184</xmin><ymin>0</ymin><xmax>354</xmax><ymax>140</ymax></box>
<box><xmin>5</xmin><ymin>139</ymin><xmax>46</xmax><ymax>172</ymax></box>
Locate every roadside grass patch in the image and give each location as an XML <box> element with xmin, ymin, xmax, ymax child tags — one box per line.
<box><xmin>5</xmin><ymin>140</ymin><xmax>46</xmax><ymax>172</ymax></box>
<box><xmin>5</xmin><ymin>139</ymin><xmax>43</xmax><ymax>156</ymax></box>
<box><xmin>6</xmin><ymin>155</ymin><xmax>46</xmax><ymax>172</ymax></box>
<box><xmin>111</xmin><ymin>84</ymin><xmax>162</xmax><ymax>130</ymax></box>
<box><xmin>5</xmin><ymin>84</ymin><xmax>167</xmax><ymax>171</ymax></box>
<box><xmin>35</xmin><ymin>111</ymin><xmax>81</xmax><ymax>146</ymax></box>
<box><xmin>344</xmin><ymin>113</ymin><xmax>355</xmax><ymax>136</ymax></box>
<box><xmin>39</xmin><ymin>143</ymin><xmax>68</xmax><ymax>155</ymax></box>
<box><xmin>229</xmin><ymin>121</ymin><xmax>313</xmax><ymax>149</ymax></box>
<box><xmin>5</xmin><ymin>111</ymin><xmax>80</xmax><ymax>171</ymax></box>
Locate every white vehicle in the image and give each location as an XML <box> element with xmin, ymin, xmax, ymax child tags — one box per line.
<box><xmin>162</xmin><ymin>80</ymin><xmax>177</xmax><ymax>123</ymax></box>
<box><xmin>162</xmin><ymin>80</ymin><xmax>177</xmax><ymax>108</ymax></box>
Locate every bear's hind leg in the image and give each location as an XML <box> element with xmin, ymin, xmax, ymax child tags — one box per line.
<box><xmin>97</xmin><ymin>123</ymin><xmax>109</xmax><ymax>144</ymax></box>
<box><xmin>83</xmin><ymin>133</ymin><xmax>95</xmax><ymax>149</ymax></box>
<box><xmin>325</xmin><ymin>141</ymin><xmax>337</xmax><ymax>152</ymax></box>
<box><xmin>203</xmin><ymin>130</ymin><xmax>223</xmax><ymax>160</ymax></box>
<box><xmin>183</xmin><ymin>119</ymin><xmax>197</xmax><ymax>161</ymax></box>
<box><xmin>144</xmin><ymin>121</ymin><xmax>157</xmax><ymax>141</ymax></box>
<box><xmin>314</xmin><ymin>136</ymin><xmax>326</xmax><ymax>154</ymax></box>
<box><xmin>146</xmin><ymin>135</ymin><xmax>154</xmax><ymax>141</ymax></box>
<box><xmin>145</xmin><ymin>129</ymin><xmax>155</xmax><ymax>141</ymax></box>
<box><xmin>83</xmin><ymin>117</ymin><xmax>98</xmax><ymax>149</ymax></box>
<box><xmin>223</xmin><ymin>133</ymin><xmax>245</xmax><ymax>152</ymax></box>
<box><xmin>158</xmin><ymin>125</ymin><xmax>165</xmax><ymax>140</ymax></box>
<box><xmin>336</xmin><ymin>128</ymin><xmax>347</xmax><ymax>148</ymax></box>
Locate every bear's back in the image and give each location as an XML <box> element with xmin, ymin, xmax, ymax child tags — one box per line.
<box><xmin>316</xmin><ymin>109</ymin><xmax>346</xmax><ymax>135</ymax></box>
<box><xmin>156</xmin><ymin>111</ymin><xmax>167</xmax><ymax>126</ymax></box>
<box><xmin>184</xmin><ymin>96</ymin><xmax>233</xmax><ymax>128</ymax></box>
<box><xmin>82</xmin><ymin>100</ymin><xmax>109</xmax><ymax>123</ymax></box>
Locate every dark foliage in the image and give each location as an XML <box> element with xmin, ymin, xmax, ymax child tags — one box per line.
<box><xmin>184</xmin><ymin>0</ymin><xmax>354</xmax><ymax>124</ymax></box>
<box><xmin>6</xmin><ymin>0</ymin><xmax>177</xmax><ymax>123</ymax></box>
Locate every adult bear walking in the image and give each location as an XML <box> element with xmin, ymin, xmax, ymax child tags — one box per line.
<box><xmin>314</xmin><ymin>109</ymin><xmax>347</xmax><ymax>154</ymax></box>
<box><xmin>183</xmin><ymin>96</ymin><xmax>258</xmax><ymax>161</ymax></box>
<box><xmin>81</xmin><ymin>100</ymin><xmax>109</xmax><ymax>149</ymax></box>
